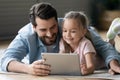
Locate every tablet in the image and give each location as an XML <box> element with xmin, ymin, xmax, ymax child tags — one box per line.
<box><xmin>41</xmin><ymin>53</ymin><xmax>81</xmax><ymax>76</ymax></box>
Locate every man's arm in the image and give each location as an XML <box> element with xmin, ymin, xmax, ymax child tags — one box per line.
<box><xmin>7</xmin><ymin>60</ymin><xmax>50</xmax><ymax>76</ymax></box>
<box><xmin>1</xmin><ymin>23</ymin><xmax>35</xmax><ymax>72</ymax></box>
<box><xmin>88</xmin><ymin>27</ymin><xmax>120</xmax><ymax>67</ymax></box>
<box><xmin>88</xmin><ymin>27</ymin><xmax>120</xmax><ymax>74</ymax></box>
<box><xmin>0</xmin><ymin>34</ymin><xmax>28</xmax><ymax>71</ymax></box>
<box><xmin>0</xmin><ymin>34</ymin><xmax>50</xmax><ymax>75</ymax></box>
<box><xmin>109</xmin><ymin>59</ymin><xmax>120</xmax><ymax>74</ymax></box>
<box><xmin>7</xmin><ymin>60</ymin><xmax>29</xmax><ymax>73</ymax></box>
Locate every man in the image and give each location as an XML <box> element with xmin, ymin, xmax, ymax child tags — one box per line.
<box><xmin>1</xmin><ymin>2</ymin><xmax>60</xmax><ymax>76</ymax></box>
<box><xmin>1</xmin><ymin>2</ymin><xmax>120</xmax><ymax>76</ymax></box>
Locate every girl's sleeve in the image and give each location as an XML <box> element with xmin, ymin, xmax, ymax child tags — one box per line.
<box><xmin>83</xmin><ymin>40</ymin><xmax>96</xmax><ymax>55</ymax></box>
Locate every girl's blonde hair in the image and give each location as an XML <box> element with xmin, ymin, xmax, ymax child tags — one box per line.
<box><xmin>63</xmin><ymin>11</ymin><xmax>89</xmax><ymax>29</ymax></box>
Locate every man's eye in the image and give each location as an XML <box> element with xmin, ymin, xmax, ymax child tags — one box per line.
<box><xmin>51</xmin><ymin>26</ymin><xmax>56</xmax><ymax>30</ymax></box>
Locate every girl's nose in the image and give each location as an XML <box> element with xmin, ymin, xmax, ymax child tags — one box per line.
<box><xmin>66</xmin><ymin>32</ymin><xmax>71</xmax><ymax>37</ymax></box>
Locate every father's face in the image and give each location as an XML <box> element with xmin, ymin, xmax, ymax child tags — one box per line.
<box><xmin>33</xmin><ymin>17</ymin><xmax>58</xmax><ymax>45</ymax></box>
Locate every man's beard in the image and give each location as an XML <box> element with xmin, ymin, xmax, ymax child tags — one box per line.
<box><xmin>40</xmin><ymin>33</ymin><xmax>57</xmax><ymax>45</ymax></box>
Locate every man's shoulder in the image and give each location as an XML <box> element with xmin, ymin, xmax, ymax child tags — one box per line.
<box><xmin>18</xmin><ymin>23</ymin><xmax>35</xmax><ymax>37</ymax></box>
<box><xmin>87</xmin><ymin>26</ymin><xmax>99</xmax><ymax>37</ymax></box>
<box><xmin>88</xmin><ymin>26</ymin><xmax>97</xmax><ymax>32</ymax></box>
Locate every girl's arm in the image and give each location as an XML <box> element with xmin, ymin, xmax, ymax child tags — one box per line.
<box><xmin>81</xmin><ymin>52</ymin><xmax>95</xmax><ymax>75</ymax></box>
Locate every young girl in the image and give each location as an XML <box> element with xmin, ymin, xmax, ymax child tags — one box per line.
<box><xmin>59</xmin><ymin>11</ymin><xmax>96</xmax><ymax>75</ymax></box>
<box><xmin>107</xmin><ymin>18</ymin><xmax>120</xmax><ymax>46</ymax></box>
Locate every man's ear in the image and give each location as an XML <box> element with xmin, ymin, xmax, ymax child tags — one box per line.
<box><xmin>33</xmin><ymin>26</ymin><xmax>36</xmax><ymax>32</ymax></box>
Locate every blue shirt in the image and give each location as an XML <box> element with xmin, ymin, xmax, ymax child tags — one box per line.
<box><xmin>1</xmin><ymin>18</ymin><xmax>120</xmax><ymax>71</ymax></box>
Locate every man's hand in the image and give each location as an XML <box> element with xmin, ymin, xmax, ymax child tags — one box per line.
<box><xmin>109</xmin><ymin>60</ymin><xmax>120</xmax><ymax>75</ymax></box>
<box><xmin>27</xmin><ymin>59</ymin><xmax>51</xmax><ymax>76</ymax></box>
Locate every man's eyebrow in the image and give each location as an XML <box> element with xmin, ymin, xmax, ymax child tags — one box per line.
<box><xmin>49</xmin><ymin>24</ymin><xmax>56</xmax><ymax>29</ymax></box>
<box><xmin>38</xmin><ymin>27</ymin><xmax>47</xmax><ymax>30</ymax></box>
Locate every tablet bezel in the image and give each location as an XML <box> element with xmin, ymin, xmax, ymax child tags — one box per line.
<box><xmin>41</xmin><ymin>53</ymin><xmax>81</xmax><ymax>76</ymax></box>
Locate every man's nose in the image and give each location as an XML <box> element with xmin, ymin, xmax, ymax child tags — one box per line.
<box><xmin>46</xmin><ymin>31</ymin><xmax>52</xmax><ymax>37</ymax></box>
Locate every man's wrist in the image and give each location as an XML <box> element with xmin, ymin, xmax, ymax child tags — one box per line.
<box><xmin>109</xmin><ymin>59</ymin><xmax>119</xmax><ymax>69</ymax></box>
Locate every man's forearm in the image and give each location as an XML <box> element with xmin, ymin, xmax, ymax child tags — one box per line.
<box><xmin>109</xmin><ymin>59</ymin><xmax>120</xmax><ymax>74</ymax></box>
<box><xmin>7</xmin><ymin>60</ymin><xmax>29</xmax><ymax>74</ymax></box>
<box><xmin>109</xmin><ymin>59</ymin><xmax>119</xmax><ymax>69</ymax></box>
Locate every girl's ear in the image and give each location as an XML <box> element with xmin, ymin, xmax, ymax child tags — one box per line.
<box><xmin>80</xmin><ymin>28</ymin><xmax>87</xmax><ymax>38</ymax></box>
<box><xmin>83</xmin><ymin>28</ymin><xmax>87</xmax><ymax>35</ymax></box>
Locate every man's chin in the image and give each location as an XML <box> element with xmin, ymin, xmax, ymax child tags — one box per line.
<box><xmin>45</xmin><ymin>42</ymin><xmax>54</xmax><ymax>45</ymax></box>
<box><xmin>44</xmin><ymin>40</ymin><xmax>55</xmax><ymax>45</ymax></box>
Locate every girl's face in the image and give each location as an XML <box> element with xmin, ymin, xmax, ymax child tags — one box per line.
<box><xmin>62</xmin><ymin>19</ymin><xmax>86</xmax><ymax>45</ymax></box>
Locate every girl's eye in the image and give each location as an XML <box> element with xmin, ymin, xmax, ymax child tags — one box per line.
<box><xmin>63</xmin><ymin>30</ymin><xmax>67</xmax><ymax>32</ymax></box>
<box><xmin>71</xmin><ymin>30</ymin><xmax>76</xmax><ymax>33</ymax></box>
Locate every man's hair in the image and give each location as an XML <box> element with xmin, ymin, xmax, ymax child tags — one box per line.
<box><xmin>29</xmin><ymin>2</ymin><xmax>58</xmax><ymax>26</ymax></box>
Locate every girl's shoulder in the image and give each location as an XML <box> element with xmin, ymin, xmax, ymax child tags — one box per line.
<box><xmin>81</xmin><ymin>37</ymin><xmax>92</xmax><ymax>44</ymax></box>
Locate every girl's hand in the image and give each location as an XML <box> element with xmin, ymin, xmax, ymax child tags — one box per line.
<box><xmin>80</xmin><ymin>64</ymin><xmax>88</xmax><ymax>75</ymax></box>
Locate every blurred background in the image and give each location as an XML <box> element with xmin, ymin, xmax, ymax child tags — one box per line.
<box><xmin>0</xmin><ymin>0</ymin><xmax>120</xmax><ymax>40</ymax></box>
